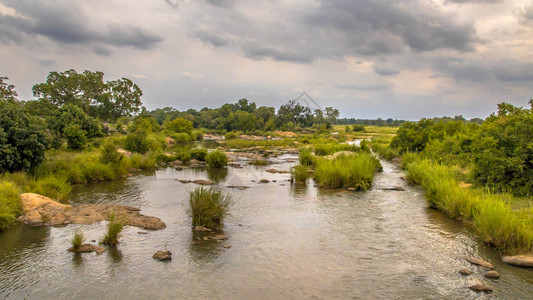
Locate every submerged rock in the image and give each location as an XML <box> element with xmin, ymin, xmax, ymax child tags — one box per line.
<box><xmin>466</xmin><ymin>257</ymin><xmax>494</xmax><ymax>269</ymax></box>
<box><xmin>259</xmin><ymin>179</ymin><xmax>270</xmax><ymax>183</ymax></box>
<box><xmin>68</xmin><ymin>244</ymin><xmax>106</xmax><ymax>255</ymax></box>
<box><xmin>485</xmin><ymin>271</ymin><xmax>500</xmax><ymax>279</ymax></box>
<box><xmin>265</xmin><ymin>168</ymin><xmax>278</xmax><ymax>173</ymax></box>
<box><xmin>178</xmin><ymin>179</ymin><xmax>192</xmax><ymax>183</ymax></box>
<box><xmin>468</xmin><ymin>281</ymin><xmax>493</xmax><ymax>293</ymax></box>
<box><xmin>18</xmin><ymin>193</ymin><xmax>166</xmax><ymax>230</ymax></box>
<box><xmin>153</xmin><ymin>250</ymin><xmax>172</xmax><ymax>261</ymax></box>
<box><xmin>226</xmin><ymin>185</ymin><xmax>250</xmax><ymax>190</ymax></box>
<box><xmin>459</xmin><ymin>268</ymin><xmax>472</xmax><ymax>275</ymax></box>
<box><xmin>502</xmin><ymin>255</ymin><xmax>533</xmax><ymax>268</ymax></box>
<box><xmin>193</xmin><ymin>179</ymin><xmax>215</xmax><ymax>185</ymax></box>
<box><xmin>379</xmin><ymin>186</ymin><xmax>405</xmax><ymax>191</ymax></box>
<box><xmin>194</xmin><ymin>226</ymin><xmax>213</xmax><ymax>232</ymax></box>
<box><xmin>202</xmin><ymin>234</ymin><xmax>227</xmax><ymax>241</ymax></box>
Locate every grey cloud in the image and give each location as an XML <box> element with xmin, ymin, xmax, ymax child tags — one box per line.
<box><xmin>518</xmin><ymin>3</ymin><xmax>533</xmax><ymax>23</ymax></box>
<box><xmin>194</xmin><ymin>30</ymin><xmax>231</xmax><ymax>47</ymax></box>
<box><xmin>38</xmin><ymin>59</ymin><xmax>56</xmax><ymax>67</ymax></box>
<box><xmin>445</xmin><ymin>0</ymin><xmax>502</xmax><ymax>3</ymax></box>
<box><xmin>337</xmin><ymin>83</ymin><xmax>391</xmax><ymax>91</ymax></box>
<box><xmin>492</xmin><ymin>63</ymin><xmax>533</xmax><ymax>82</ymax></box>
<box><xmin>373</xmin><ymin>63</ymin><xmax>401</xmax><ymax>76</ymax></box>
<box><xmin>431</xmin><ymin>57</ymin><xmax>493</xmax><ymax>82</ymax></box>
<box><xmin>0</xmin><ymin>0</ymin><xmax>162</xmax><ymax>52</ymax></box>
<box><xmin>242</xmin><ymin>42</ymin><xmax>314</xmax><ymax>63</ymax></box>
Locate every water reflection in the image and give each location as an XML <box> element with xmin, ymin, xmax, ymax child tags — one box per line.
<box><xmin>188</xmin><ymin>231</ymin><xmax>225</xmax><ymax>264</ymax></box>
<box><xmin>0</xmin><ymin>224</ymin><xmax>49</xmax><ymax>256</ymax></box>
<box><xmin>207</xmin><ymin>167</ymin><xmax>228</xmax><ymax>182</ymax></box>
<box><xmin>107</xmin><ymin>247</ymin><xmax>123</xmax><ymax>263</ymax></box>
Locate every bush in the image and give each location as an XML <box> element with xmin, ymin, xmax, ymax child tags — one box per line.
<box><xmin>64</xmin><ymin>124</ymin><xmax>88</xmax><ymax>150</ymax></box>
<box><xmin>190</xmin><ymin>130</ymin><xmax>204</xmax><ymax>141</ymax></box>
<box><xmin>292</xmin><ymin>165</ymin><xmax>308</xmax><ymax>183</ymax></box>
<box><xmin>174</xmin><ymin>132</ymin><xmax>191</xmax><ymax>143</ymax></box>
<box><xmin>314</xmin><ymin>153</ymin><xmax>382</xmax><ymax>190</ymax></box>
<box><xmin>352</xmin><ymin>124</ymin><xmax>365</xmax><ymax>132</ymax></box>
<box><xmin>0</xmin><ymin>181</ymin><xmax>21</xmax><ymax>231</ymax></box>
<box><xmin>100</xmin><ymin>141</ymin><xmax>123</xmax><ymax>164</ymax></box>
<box><xmin>205</xmin><ymin>150</ymin><xmax>228</xmax><ymax>168</ymax></box>
<box><xmin>71</xmin><ymin>228</ymin><xmax>86</xmax><ymax>249</ymax></box>
<box><xmin>101</xmin><ymin>213</ymin><xmax>124</xmax><ymax>246</ymax></box>
<box><xmin>31</xmin><ymin>176</ymin><xmax>72</xmax><ymax>203</ymax></box>
<box><xmin>225</xmin><ymin>132</ymin><xmax>238</xmax><ymax>140</ymax></box>
<box><xmin>125</xmin><ymin>130</ymin><xmax>149</xmax><ymax>154</ymax></box>
<box><xmin>299</xmin><ymin>148</ymin><xmax>315</xmax><ymax>166</ymax></box>
<box><xmin>189</xmin><ymin>187</ymin><xmax>231</xmax><ymax>229</ymax></box>
<box><xmin>191</xmin><ymin>148</ymin><xmax>207</xmax><ymax>161</ymax></box>
<box><xmin>0</xmin><ymin>99</ymin><xmax>48</xmax><ymax>172</ymax></box>
<box><xmin>165</xmin><ymin>118</ymin><xmax>193</xmax><ymax>134</ymax></box>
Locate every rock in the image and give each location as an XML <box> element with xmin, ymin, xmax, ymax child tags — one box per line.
<box><xmin>91</xmin><ymin>240</ymin><xmax>96</xmax><ymax>243</ymax></box>
<box><xmin>178</xmin><ymin>179</ymin><xmax>192</xmax><ymax>183</ymax></box>
<box><xmin>347</xmin><ymin>188</ymin><xmax>356</xmax><ymax>191</ymax></box>
<box><xmin>158</xmin><ymin>162</ymin><xmax>167</xmax><ymax>167</ymax></box>
<box><xmin>485</xmin><ymin>271</ymin><xmax>500</xmax><ymax>279</ymax></box>
<box><xmin>307</xmin><ymin>169</ymin><xmax>315</xmax><ymax>173</ymax></box>
<box><xmin>138</xmin><ymin>231</ymin><xmax>148</xmax><ymax>234</ymax></box>
<box><xmin>68</xmin><ymin>244</ymin><xmax>106</xmax><ymax>255</ymax></box>
<box><xmin>117</xmin><ymin>148</ymin><xmax>133</xmax><ymax>158</ymax></box>
<box><xmin>171</xmin><ymin>160</ymin><xmax>183</xmax><ymax>165</ymax></box>
<box><xmin>468</xmin><ymin>282</ymin><xmax>493</xmax><ymax>293</ymax></box>
<box><xmin>466</xmin><ymin>257</ymin><xmax>494</xmax><ymax>269</ymax></box>
<box><xmin>379</xmin><ymin>186</ymin><xmax>405</xmax><ymax>191</ymax></box>
<box><xmin>265</xmin><ymin>168</ymin><xmax>278</xmax><ymax>173</ymax></box>
<box><xmin>502</xmin><ymin>255</ymin><xmax>533</xmax><ymax>268</ymax></box>
<box><xmin>277</xmin><ymin>170</ymin><xmax>290</xmax><ymax>174</ymax></box>
<box><xmin>272</xmin><ymin>180</ymin><xmax>277</xmax><ymax>182</ymax></box>
<box><xmin>223</xmin><ymin>245</ymin><xmax>231</xmax><ymax>248</ymax></box>
<box><xmin>226</xmin><ymin>185</ymin><xmax>250</xmax><ymax>189</ymax></box>
<box><xmin>18</xmin><ymin>193</ymin><xmax>166</xmax><ymax>230</ymax></box>
<box><xmin>193</xmin><ymin>179</ymin><xmax>215</xmax><ymax>185</ymax></box>
<box><xmin>175</xmin><ymin>166</ymin><xmax>183</xmax><ymax>171</ymax></box>
<box><xmin>459</xmin><ymin>268</ymin><xmax>472</xmax><ymax>275</ymax></box>
<box><xmin>194</xmin><ymin>226</ymin><xmax>213</xmax><ymax>232</ymax></box>
<box><xmin>202</xmin><ymin>234</ymin><xmax>228</xmax><ymax>241</ymax></box>
<box><xmin>259</xmin><ymin>179</ymin><xmax>270</xmax><ymax>183</ymax></box>
<box><xmin>153</xmin><ymin>250</ymin><xmax>172</xmax><ymax>261</ymax></box>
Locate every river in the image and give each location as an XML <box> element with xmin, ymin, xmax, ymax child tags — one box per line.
<box><xmin>1</xmin><ymin>156</ymin><xmax>532</xmax><ymax>299</ymax></box>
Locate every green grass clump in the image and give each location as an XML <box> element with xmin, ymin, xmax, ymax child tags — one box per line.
<box><xmin>313</xmin><ymin>143</ymin><xmax>360</xmax><ymax>156</ymax></box>
<box><xmin>299</xmin><ymin>147</ymin><xmax>315</xmax><ymax>166</ymax></box>
<box><xmin>291</xmin><ymin>165</ymin><xmax>308</xmax><ymax>183</ymax></box>
<box><xmin>190</xmin><ymin>148</ymin><xmax>208</xmax><ymax>161</ymax></box>
<box><xmin>101</xmin><ymin>213</ymin><xmax>124</xmax><ymax>246</ymax></box>
<box><xmin>71</xmin><ymin>228</ymin><xmax>86</xmax><ymax>249</ymax></box>
<box><xmin>404</xmin><ymin>153</ymin><xmax>533</xmax><ymax>254</ymax></box>
<box><xmin>205</xmin><ymin>150</ymin><xmax>228</xmax><ymax>168</ymax></box>
<box><xmin>100</xmin><ymin>141</ymin><xmax>123</xmax><ymax>164</ymax></box>
<box><xmin>0</xmin><ymin>181</ymin><xmax>22</xmax><ymax>231</ymax></box>
<box><xmin>249</xmin><ymin>159</ymin><xmax>268</xmax><ymax>165</ymax></box>
<box><xmin>31</xmin><ymin>176</ymin><xmax>72</xmax><ymax>203</ymax></box>
<box><xmin>189</xmin><ymin>187</ymin><xmax>232</xmax><ymax>229</ymax></box>
<box><xmin>314</xmin><ymin>153</ymin><xmax>382</xmax><ymax>190</ymax></box>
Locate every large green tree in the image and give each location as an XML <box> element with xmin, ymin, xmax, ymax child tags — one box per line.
<box><xmin>32</xmin><ymin>69</ymin><xmax>143</xmax><ymax>122</ymax></box>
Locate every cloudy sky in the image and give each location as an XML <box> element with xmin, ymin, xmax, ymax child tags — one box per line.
<box><xmin>1</xmin><ymin>0</ymin><xmax>532</xmax><ymax>119</ymax></box>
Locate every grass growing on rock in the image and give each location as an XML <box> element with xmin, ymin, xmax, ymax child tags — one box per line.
<box><xmin>205</xmin><ymin>150</ymin><xmax>228</xmax><ymax>168</ymax></box>
<box><xmin>71</xmin><ymin>228</ymin><xmax>86</xmax><ymax>249</ymax></box>
<box><xmin>314</xmin><ymin>153</ymin><xmax>382</xmax><ymax>190</ymax></box>
<box><xmin>189</xmin><ymin>187</ymin><xmax>231</xmax><ymax>230</ymax></box>
<box><xmin>101</xmin><ymin>213</ymin><xmax>124</xmax><ymax>246</ymax></box>
<box><xmin>291</xmin><ymin>165</ymin><xmax>309</xmax><ymax>184</ymax></box>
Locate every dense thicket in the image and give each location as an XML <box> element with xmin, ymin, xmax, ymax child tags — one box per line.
<box><xmin>390</xmin><ymin>101</ymin><xmax>533</xmax><ymax>196</ymax></box>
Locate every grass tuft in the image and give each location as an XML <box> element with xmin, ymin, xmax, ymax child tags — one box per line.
<box><xmin>189</xmin><ymin>187</ymin><xmax>231</xmax><ymax>229</ymax></box>
<box><xmin>101</xmin><ymin>213</ymin><xmax>124</xmax><ymax>246</ymax></box>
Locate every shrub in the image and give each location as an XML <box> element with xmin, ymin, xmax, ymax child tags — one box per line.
<box><xmin>225</xmin><ymin>132</ymin><xmax>238</xmax><ymax>140</ymax></box>
<box><xmin>188</xmin><ymin>187</ymin><xmax>231</xmax><ymax>229</ymax></box>
<box><xmin>174</xmin><ymin>132</ymin><xmax>190</xmax><ymax>143</ymax></box>
<box><xmin>165</xmin><ymin>118</ymin><xmax>193</xmax><ymax>134</ymax></box>
<box><xmin>71</xmin><ymin>228</ymin><xmax>86</xmax><ymax>249</ymax></box>
<box><xmin>191</xmin><ymin>148</ymin><xmax>207</xmax><ymax>161</ymax></box>
<box><xmin>292</xmin><ymin>165</ymin><xmax>308</xmax><ymax>183</ymax></box>
<box><xmin>190</xmin><ymin>130</ymin><xmax>204</xmax><ymax>141</ymax></box>
<box><xmin>206</xmin><ymin>150</ymin><xmax>228</xmax><ymax>168</ymax></box>
<box><xmin>31</xmin><ymin>176</ymin><xmax>72</xmax><ymax>203</ymax></box>
<box><xmin>0</xmin><ymin>181</ymin><xmax>21</xmax><ymax>231</ymax></box>
<box><xmin>352</xmin><ymin>124</ymin><xmax>365</xmax><ymax>132</ymax></box>
<box><xmin>64</xmin><ymin>124</ymin><xmax>87</xmax><ymax>150</ymax></box>
<box><xmin>314</xmin><ymin>153</ymin><xmax>382</xmax><ymax>190</ymax></box>
<box><xmin>100</xmin><ymin>141</ymin><xmax>123</xmax><ymax>164</ymax></box>
<box><xmin>125</xmin><ymin>130</ymin><xmax>149</xmax><ymax>154</ymax></box>
<box><xmin>101</xmin><ymin>213</ymin><xmax>124</xmax><ymax>246</ymax></box>
<box><xmin>299</xmin><ymin>148</ymin><xmax>315</xmax><ymax>166</ymax></box>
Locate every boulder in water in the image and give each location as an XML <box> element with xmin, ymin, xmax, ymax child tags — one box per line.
<box><xmin>466</xmin><ymin>257</ymin><xmax>494</xmax><ymax>269</ymax></box>
<box><xmin>459</xmin><ymin>268</ymin><xmax>472</xmax><ymax>275</ymax></box>
<box><xmin>68</xmin><ymin>244</ymin><xmax>106</xmax><ymax>255</ymax></box>
<box><xmin>468</xmin><ymin>281</ymin><xmax>493</xmax><ymax>293</ymax></box>
<box><xmin>502</xmin><ymin>255</ymin><xmax>533</xmax><ymax>268</ymax></box>
<box><xmin>153</xmin><ymin>250</ymin><xmax>172</xmax><ymax>261</ymax></box>
<box><xmin>484</xmin><ymin>271</ymin><xmax>500</xmax><ymax>279</ymax></box>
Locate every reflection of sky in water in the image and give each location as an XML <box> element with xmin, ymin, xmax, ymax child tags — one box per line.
<box><xmin>1</xmin><ymin>159</ymin><xmax>532</xmax><ymax>299</ymax></box>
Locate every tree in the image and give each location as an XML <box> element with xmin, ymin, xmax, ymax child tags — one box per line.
<box><xmin>32</xmin><ymin>69</ymin><xmax>143</xmax><ymax>122</ymax></box>
<box><xmin>235</xmin><ymin>98</ymin><xmax>257</xmax><ymax>113</ymax></box>
<box><xmin>0</xmin><ymin>78</ymin><xmax>48</xmax><ymax>172</ymax></box>
<box><xmin>277</xmin><ymin>99</ymin><xmax>313</xmax><ymax>127</ymax></box>
<box><xmin>63</xmin><ymin>124</ymin><xmax>87</xmax><ymax>150</ymax></box>
<box><xmin>324</xmin><ymin>107</ymin><xmax>340</xmax><ymax>125</ymax></box>
<box><xmin>50</xmin><ymin>104</ymin><xmax>103</xmax><ymax>139</ymax></box>
<box><xmin>165</xmin><ymin>117</ymin><xmax>193</xmax><ymax>133</ymax></box>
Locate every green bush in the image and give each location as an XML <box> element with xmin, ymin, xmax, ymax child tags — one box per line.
<box><xmin>100</xmin><ymin>141</ymin><xmax>123</xmax><ymax>164</ymax></box>
<box><xmin>191</xmin><ymin>148</ymin><xmax>207</xmax><ymax>161</ymax></box>
<box><xmin>249</xmin><ymin>159</ymin><xmax>267</xmax><ymax>165</ymax></box>
<box><xmin>0</xmin><ymin>181</ymin><xmax>21</xmax><ymax>231</ymax></box>
<box><xmin>188</xmin><ymin>187</ymin><xmax>231</xmax><ymax>229</ymax></box>
<box><xmin>205</xmin><ymin>150</ymin><xmax>228</xmax><ymax>168</ymax></box>
<box><xmin>64</xmin><ymin>124</ymin><xmax>88</xmax><ymax>150</ymax></box>
<box><xmin>299</xmin><ymin>148</ymin><xmax>315</xmax><ymax>166</ymax></box>
<box><xmin>225</xmin><ymin>132</ymin><xmax>238</xmax><ymax>140</ymax></box>
<box><xmin>101</xmin><ymin>213</ymin><xmax>124</xmax><ymax>246</ymax></box>
<box><xmin>190</xmin><ymin>130</ymin><xmax>204</xmax><ymax>141</ymax></box>
<box><xmin>314</xmin><ymin>143</ymin><xmax>360</xmax><ymax>156</ymax></box>
<box><xmin>125</xmin><ymin>130</ymin><xmax>149</xmax><ymax>154</ymax></box>
<box><xmin>174</xmin><ymin>132</ymin><xmax>191</xmax><ymax>143</ymax></box>
<box><xmin>31</xmin><ymin>176</ymin><xmax>72</xmax><ymax>203</ymax></box>
<box><xmin>352</xmin><ymin>124</ymin><xmax>365</xmax><ymax>132</ymax></box>
<box><xmin>165</xmin><ymin>118</ymin><xmax>193</xmax><ymax>134</ymax></box>
<box><xmin>314</xmin><ymin>153</ymin><xmax>382</xmax><ymax>190</ymax></box>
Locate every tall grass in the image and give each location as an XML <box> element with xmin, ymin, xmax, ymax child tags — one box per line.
<box><xmin>404</xmin><ymin>154</ymin><xmax>533</xmax><ymax>254</ymax></box>
<box><xmin>0</xmin><ymin>181</ymin><xmax>21</xmax><ymax>231</ymax></box>
<box><xmin>370</xmin><ymin>136</ymin><xmax>399</xmax><ymax>161</ymax></box>
<box><xmin>71</xmin><ymin>228</ymin><xmax>86</xmax><ymax>249</ymax></box>
<box><xmin>189</xmin><ymin>187</ymin><xmax>231</xmax><ymax>229</ymax></box>
<box><xmin>314</xmin><ymin>153</ymin><xmax>382</xmax><ymax>190</ymax></box>
<box><xmin>313</xmin><ymin>143</ymin><xmax>361</xmax><ymax>156</ymax></box>
<box><xmin>298</xmin><ymin>147</ymin><xmax>315</xmax><ymax>166</ymax></box>
<box><xmin>205</xmin><ymin>150</ymin><xmax>228</xmax><ymax>168</ymax></box>
<box><xmin>291</xmin><ymin>165</ymin><xmax>309</xmax><ymax>183</ymax></box>
<box><xmin>101</xmin><ymin>213</ymin><xmax>124</xmax><ymax>246</ymax></box>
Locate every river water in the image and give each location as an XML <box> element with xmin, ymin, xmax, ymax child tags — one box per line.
<box><xmin>1</xmin><ymin>156</ymin><xmax>532</xmax><ymax>299</ymax></box>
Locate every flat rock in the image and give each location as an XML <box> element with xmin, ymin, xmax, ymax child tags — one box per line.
<box><xmin>202</xmin><ymin>234</ymin><xmax>227</xmax><ymax>241</ymax></box>
<box><xmin>18</xmin><ymin>193</ymin><xmax>166</xmax><ymax>230</ymax></box>
<box><xmin>193</xmin><ymin>179</ymin><xmax>215</xmax><ymax>185</ymax></box>
<box><xmin>226</xmin><ymin>185</ymin><xmax>250</xmax><ymax>189</ymax></box>
<box><xmin>153</xmin><ymin>250</ymin><xmax>172</xmax><ymax>261</ymax></box>
<box><xmin>459</xmin><ymin>268</ymin><xmax>472</xmax><ymax>275</ymax></box>
<box><xmin>502</xmin><ymin>255</ymin><xmax>533</xmax><ymax>268</ymax></box>
<box><xmin>379</xmin><ymin>186</ymin><xmax>405</xmax><ymax>191</ymax></box>
<box><xmin>485</xmin><ymin>271</ymin><xmax>500</xmax><ymax>279</ymax></box>
<box><xmin>68</xmin><ymin>244</ymin><xmax>106</xmax><ymax>255</ymax></box>
<box><xmin>347</xmin><ymin>187</ymin><xmax>356</xmax><ymax>191</ymax></box>
<box><xmin>194</xmin><ymin>226</ymin><xmax>213</xmax><ymax>232</ymax></box>
<box><xmin>469</xmin><ymin>282</ymin><xmax>493</xmax><ymax>293</ymax></box>
<box><xmin>175</xmin><ymin>166</ymin><xmax>183</xmax><ymax>171</ymax></box>
<box><xmin>265</xmin><ymin>168</ymin><xmax>278</xmax><ymax>173</ymax></box>
<box><xmin>178</xmin><ymin>179</ymin><xmax>192</xmax><ymax>183</ymax></box>
<box><xmin>259</xmin><ymin>179</ymin><xmax>270</xmax><ymax>183</ymax></box>
<box><xmin>466</xmin><ymin>257</ymin><xmax>494</xmax><ymax>269</ymax></box>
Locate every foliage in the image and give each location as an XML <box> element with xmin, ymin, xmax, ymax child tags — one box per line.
<box><xmin>100</xmin><ymin>141</ymin><xmax>123</xmax><ymax>164</ymax></box>
<box><xmin>125</xmin><ymin>130</ymin><xmax>149</xmax><ymax>154</ymax></box>
<box><xmin>314</xmin><ymin>143</ymin><xmax>361</xmax><ymax>156</ymax></box>
<box><xmin>50</xmin><ymin>104</ymin><xmax>103</xmax><ymax>139</ymax></box>
<box><xmin>165</xmin><ymin>117</ymin><xmax>193</xmax><ymax>134</ymax></box>
<box><xmin>298</xmin><ymin>148</ymin><xmax>315</xmax><ymax>166</ymax></box>
<box><xmin>291</xmin><ymin>165</ymin><xmax>308</xmax><ymax>183</ymax></box>
<box><xmin>314</xmin><ymin>153</ymin><xmax>382</xmax><ymax>190</ymax></box>
<box><xmin>63</xmin><ymin>124</ymin><xmax>88</xmax><ymax>150</ymax></box>
<box><xmin>174</xmin><ymin>132</ymin><xmax>191</xmax><ymax>143</ymax></box>
<box><xmin>0</xmin><ymin>181</ymin><xmax>21</xmax><ymax>231</ymax></box>
<box><xmin>190</xmin><ymin>130</ymin><xmax>204</xmax><ymax>141</ymax></box>
<box><xmin>0</xmin><ymin>95</ymin><xmax>48</xmax><ymax>173</ymax></box>
<box><xmin>71</xmin><ymin>228</ymin><xmax>86</xmax><ymax>249</ymax></box>
<box><xmin>101</xmin><ymin>213</ymin><xmax>124</xmax><ymax>246</ymax></box>
<box><xmin>188</xmin><ymin>187</ymin><xmax>231</xmax><ymax>229</ymax></box>
<box><xmin>206</xmin><ymin>150</ymin><xmax>228</xmax><ymax>168</ymax></box>
<box><xmin>190</xmin><ymin>148</ymin><xmax>207</xmax><ymax>161</ymax></box>
<box><xmin>352</xmin><ymin>124</ymin><xmax>365</xmax><ymax>132</ymax></box>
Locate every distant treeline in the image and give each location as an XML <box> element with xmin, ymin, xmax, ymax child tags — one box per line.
<box><xmin>336</xmin><ymin>115</ymin><xmax>484</xmax><ymax>127</ymax></box>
